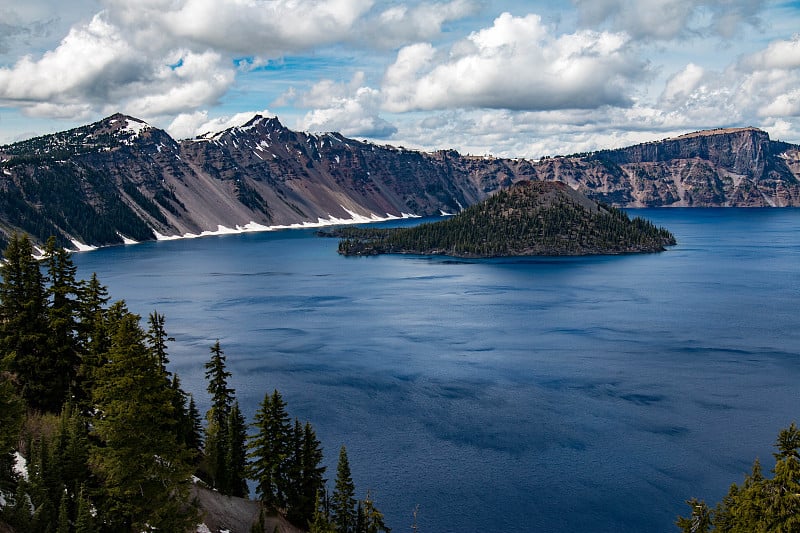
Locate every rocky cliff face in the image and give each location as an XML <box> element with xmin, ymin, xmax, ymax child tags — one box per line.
<box><xmin>0</xmin><ymin>115</ymin><xmax>798</xmax><ymax>249</ymax></box>
<box><xmin>533</xmin><ymin>128</ymin><xmax>800</xmax><ymax>207</ymax></box>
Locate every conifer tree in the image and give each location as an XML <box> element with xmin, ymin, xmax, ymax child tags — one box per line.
<box><xmin>309</xmin><ymin>490</ymin><xmax>335</xmax><ymax>533</ymax></box>
<box><xmin>293</xmin><ymin>421</ymin><xmax>327</xmax><ymax>527</ymax></box>
<box><xmin>146</xmin><ymin>311</ymin><xmax>173</xmax><ymax>373</ymax></box>
<box><xmin>53</xmin><ymin>401</ymin><xmax>90</xmax><ymax>497</ymax></box>
<box><xmin>764</xmin><ymin>423</ymin><xmax>800</xmax><ymax>531</ymax></box>
<box><xmin>171</xmin><ymin>374</ymin><xmax>203</xmax><ymax>455</ymax></box>
<box><xmin>90</xmin><ymin>309</ymin><xmax>196</xmax><ymax>532</ymax></box>
<box><xmin>57</xmin><ymin>489</ymin><xmax>71</xmax><ymax>533</ymax></box>
<box><xmin>203</xmin><ymin>340</ymin><xmax>235</xmax><ymax>492</ymax></box>
<box><xmin>331</xmin><ymin>445</ymin><xmax>357</xmax><ymax>533</ymax></box>
<box><xmin>28</xmin><ymin>436</ymin><xmax>58</xmax><ymax>532</ymax></box>
<box><xmin>675</xmin><ymin>499</ymin><xmax>711</xmax><ymax>533</ymax></box>
<box><xmin>44</xmin><ymin>236</ymin><xmax>82</xmax><ymax>409</ymax></box>
<box><xmin>359</xmin><ymin>490</ymin><xmax>390</xmax><ymax>533</ymax></box>
<box><xmin>75</xmin><ymin>273</ymin><xmax>110</xmax><ymax>408</ymax></box>
<box><xmin>74</xmin><ymin>483</ymin><xmax>96</xmax><ymax>533</ymax></box>
<box><xmin>0</xmin><ymin>233</ymin><xmax>52</xmax><ymax>410</ymax></box>
<box><xmin>226</xmin><ymin>400</ymin><xmax>249</xmax><ymax>498</ymax></box>
<box><xmin>187</xmin><ymin>394</ymin><xmax>204</xmax><ymax>453</ymax></box>
<box><xmin>249</xmin><ymin>389</ymin><xmax>292</xmax><ymax>511</ymax></box>
<box><xmin>0</xmin><ymin>373</ymin><xmax>24</xmax><ymax>495</ymax></box>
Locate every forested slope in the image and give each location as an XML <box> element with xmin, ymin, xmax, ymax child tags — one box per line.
<box><xmin>0</xmin><ymin>234</ymin><xmax>389</xmax><ymax>533</ymax></box>
<box><xmin>331</xmin><ymin>181</ymin><xmax>676</xmax><ymax>257</ymax></box>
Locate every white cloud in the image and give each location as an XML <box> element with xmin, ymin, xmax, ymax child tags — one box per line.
<box><xmin>167</xmin><ymin>108</ymin><xmax>273</xmax><ymax>139</ymax></box>
<box><xmin>0</xmin><ymin>10</ymin><xmax>237</xmax><ymax>120</ymax></box>
<box><xmin>122</xmin><ymin>50</ymin><xmax>235</xmax><ymax>118</ymax></box>
<box><xmin>740</xmin><ymin>34</ymin><xmax>800</xmax><ymax>71</ymax></box>
<box><xmin>298</xmin><ymin>73</ymin><xmax>396</xmax><ymax>137</ymax></box>
<box><xmin>0</xmin><ymin>14</ymin><xmax>136</xmax><ymax>102</ymax></box>
<box><xmin>660</xmin><ymin>63</ymin><xmax>707</xmax><ymax>105</ymax></box>
<box><xmin>360</xmin><ymin>0</ymin><xmax>479</xmax><ymax>47</ymax></box>
<box><xmin>572</xmin><ymin>0</ymin><xmax>764</xmax><ymax>40</ymax></box>
<box><xmin>104</xmin><ymin>0</ymin><xmax>375</xmax><ymax>56</ymax></box>
<box><xmin>382</xmin><ymin>12</ymin><xmax>646</xmax><ymax>113</ymax></box>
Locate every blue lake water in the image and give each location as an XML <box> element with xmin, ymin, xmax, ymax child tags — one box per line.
<box><xmin>71</xmin><ymin>209</ymin><xmax>800</xmax><ymax>533</ymax></box>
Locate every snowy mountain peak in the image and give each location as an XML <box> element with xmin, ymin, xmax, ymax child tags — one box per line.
<box><xmin>103</xmin><ymin>113</ymin><xmax>152</xmax><ymax>137</ymax></box>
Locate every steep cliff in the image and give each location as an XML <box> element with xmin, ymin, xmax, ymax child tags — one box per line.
<box><xmin>0</xmin><ymin>115</ymin><xmax>798</xmax><ymax>249</ymax></box>
<box><xmin>533</xmin><ymin>128</ymin><xmax>800</xmax><ymax>207</ymax></box>
<box><xmin>0</xmin><ymin>114</ymin><xmax>522</xmax><ymax>248</ymax></box>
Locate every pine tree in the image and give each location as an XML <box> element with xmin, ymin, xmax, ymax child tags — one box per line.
<box><xmin>249</xmin><ymin>389</ymin><xmax>292</xmax><ymax>511</ymax></box>
<box><xmin>0</xmin><ymin>233</ymin><xmax>52</xmax><ymax>410</ymax></box>
<box><xmin>90</xmin><ymin>309</ymin><xmax>197</xmax><ymax>532</ymax></box>
<box><xmin>359</xmin><ymin>490</ymin><xmax>390</xmax><ymax>533</ymax></box>
<box><xmin>309</xmin><ymin>490</ymin><xmax>335</xmax><ymax>533</ymax></box>
<box><xmin>204</xmin><ymin>340</ymin><xmax>234</xmax><ymax>492</ymax></box>
<box><xmin>56</xmin><ymin>489</ymin><xmax>71</xmax><ymax>533</ymax></box>
<box><xmin>0</xmin><ymin>373</ymin><xmax>24</xmax><ymax>495</ymax></box>
<box><xmin>288</xmin><ymin>421</ymin><xmax>327</xmax><ymax>527</ymax></box>
<box><xmin>74</xmin><ymin>483</ymin><xmax>96</xmax><ymax>533</ymax></box>
<box><xmin>285</xmin><ymin>419</ymin><xmax>305</xmax><ymax>525</ymax></box>
<box><xmin>226</xmin><ymin>400</ymin><xmax>249</xmax><ymax>498</ymax></box>
<box><xmin>331</xmin><ymin>445</ymin><xmax>357</xmax><ymax>533</ymax></box>
<box><xmin>145</xmin><ymin>311</ymin><xmax>173</xmax><ymax>373</ymax></box>
<box><xmin>187</xmin><ymin>394</ymin><xmax>204</xmax><ymax>453</ymax></box>
<box><xmin>28</xmin><ymin>436</ymin><xmax>58</xmax><ymax>533</ymax></box>
<box><xmin>765</xmin><ymin>424</ymin><xmax>800</xmax><ymax>531</ymax></box>
<box><xmin>44</xmin><ymin>236</ymin><xmax>82</xmax><ymax>410</ymax></box>
<box><xmin>675</xmin><ymin>498</ymin><xmax>711</xmax><ymax>533</ymax></box>
<box><xmin>75</xmin><ymin>273</ymin><xmax>110</xmax><ymax>409</ymax></box>
<box><xmin>172</xmin><ymin>374</ymin><xmax>203</xmax><ymax>455</ymax></box>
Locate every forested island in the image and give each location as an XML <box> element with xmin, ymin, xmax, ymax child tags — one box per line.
<box><xmin>325</xmin><ymin>181</ymin><xmax>676</xmax><ymax>258</ymax></box>
<box><xmin>0</xmin><ymin>234</ymin><xmax>389</xmax><ymax>533</ymax></box>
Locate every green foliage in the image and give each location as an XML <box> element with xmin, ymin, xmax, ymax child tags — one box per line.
<box><xmin>332</xmin><ymin>181</ymin><xmax>676</xmax><ymax>257</ymax></box>
<box><xmin>358</xmin><ymin>490</ymin><xmax>391</xmax><ymax>533</ymax></box>
<box><xmin>0</xmin><ymin>242</ymin><xmax>388</xmax><ymax>533</ymax></box>
<box><xmin>44</xmin><ymin>237</ymin><xmax>82</xmax><ymax>410</ymax></box>
<box><xmin>90</xmin><ymin>310</ymin><xmax>197</xmax><ymax>532</ymax></box>
<box><xmin>203</xmin><ymin>340</ymin><xmax>241</xmax><ymax>494</ymax></box>
<box><xmin>331</xmin><ymin>445</ymin><xmax>357</xmax><ymax>533</ymax></box>
<box><xmin>0</xmin><ymin>233</ymin><xmax>53</xmax><ymax>410</ymax></box>
<box><xmin>226</xmin><ymin>401</ymin><xmax>249</xmax><ymax>498</ymax></box>
<box><xmin>680</xmin><ymin>423</ymin><xmax>800</xmax><ymax>532</ymax></box>
<box><xmin>0</xmin><ymin>374</ymin><xmax>24</xmax><ymax>494</ymax></box>
<box><xmin>676</xmin><ymin>499</ymin><xmax>712</xmax><ymax>533</ymax></box>
<box><xmin>249</xmin><ymin>389</ymin><xmax>292</xmax><ymax>511</ymax></box>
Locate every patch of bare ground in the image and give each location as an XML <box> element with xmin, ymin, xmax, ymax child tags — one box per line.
<box><xmin>192</xmin><ymin>484</ymin><xmax>304</xmax><ymax>533</ymax></box>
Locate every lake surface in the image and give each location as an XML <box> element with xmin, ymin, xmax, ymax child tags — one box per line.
<box><xmin>72</xmin><ymin>209</ymin><xmax>800</xmax><ymax>533</ymax></box>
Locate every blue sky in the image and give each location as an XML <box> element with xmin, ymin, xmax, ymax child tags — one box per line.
<box><xmin>1</xmin><ymin>0</ymin><xmax>799</xmax><ymax>157</ymax></box>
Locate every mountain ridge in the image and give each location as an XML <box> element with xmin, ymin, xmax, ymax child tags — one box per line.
<box><xmin>0</xmin><ymin>114</ymin><xmax>798</xmax><ymax>249</ymax></box>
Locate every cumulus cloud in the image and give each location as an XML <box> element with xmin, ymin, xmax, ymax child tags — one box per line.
<box><xmin>382</xmin><ymin>12</ymin><xmax>646</xmax><ymax>113</ymax></box>
<box><xmin>572</xmin><ymin>0</ymin><xmax>765</xmax><ymax>40</ymax></box>
<box><xmin>0</xmin><ymin>13</ymin><xmax>237</xmax><ymax>121</ymax></box>
<box><xmin>359</xmin><ymin>0</ymin><xmax>479</xmax><ymax>47</ymax></box>
<box><xmin>103</xmin><ymin>0</ymin><xmax>374</xmax><ymax>56</ymax></box>
<box><xmin>167</xmin><ymin>108</ymin><xmax>273</xmax><ymax>139</ymax></box>
<box><xmin>659</xmin><ymin>34</ymin><xmax>800</xmax><ymax>122</ymax></box>
<box><xmin>298</xmin><ymin>73</ymin><xmax>397</xmax><ymax>137</ymax></box>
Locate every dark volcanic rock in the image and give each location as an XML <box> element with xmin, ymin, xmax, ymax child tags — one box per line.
<box><xmin>0</xmin><ymin>116</ymin><xmax>797</xmax><ymax>249</ymax></box>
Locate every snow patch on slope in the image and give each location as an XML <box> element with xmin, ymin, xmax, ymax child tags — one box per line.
<box><xmin>151</xmin><ymin>210</ymin><xmax>420</xmax><ymax>241</ymax></box>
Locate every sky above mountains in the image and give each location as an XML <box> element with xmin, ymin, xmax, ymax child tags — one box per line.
<box><xmin>1</xmin><ymin>0</ymin><xmax>799</xmax><ymax>157</ymax></box>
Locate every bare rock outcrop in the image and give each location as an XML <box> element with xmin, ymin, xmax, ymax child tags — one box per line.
<box><xmin>0</xmin><ymin>115</ymin><xmax>798</xmax><ymax>249</ymax></box>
